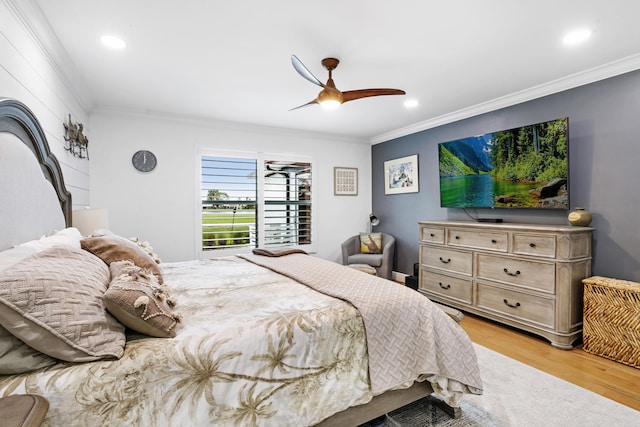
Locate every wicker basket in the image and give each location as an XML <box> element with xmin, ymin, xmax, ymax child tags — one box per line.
<box><xmin>582</xmin><ymin>276</ymin><xmax>640</xmax><ymax>368</ymax></box>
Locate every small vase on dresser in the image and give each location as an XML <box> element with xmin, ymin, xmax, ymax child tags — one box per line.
<box><xmin>568</xmin><ymin>207</ymin><xmax>592</xmax><ymax>226</ymax></box>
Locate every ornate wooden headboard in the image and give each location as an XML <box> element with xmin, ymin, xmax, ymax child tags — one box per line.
<box><xmin>0</xmin><ymin>98</ymin><xmax>72</xmax><ymax>250</ymax></box>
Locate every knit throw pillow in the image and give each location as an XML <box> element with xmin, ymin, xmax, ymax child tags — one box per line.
<box><xmin>0</xmin><ymin>246</ymin><xmax>125</xmax><ymax>362</ymax></box>
<box><xmin>105</xmin><ymin>261</ymin><xmax>181</xmax><ymax>338</ymax></box>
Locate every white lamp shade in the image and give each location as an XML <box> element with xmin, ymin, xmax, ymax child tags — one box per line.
<box><xmin>72</xmin><ymin>208</ymin><xmax>109</xmax><ymax>236</ymax></box>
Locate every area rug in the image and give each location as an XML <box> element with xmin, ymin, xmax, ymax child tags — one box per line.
<box><xmin>363</xmin><ymin>343</ymin><xmax>640</xmax><ymax>427</ymax></box>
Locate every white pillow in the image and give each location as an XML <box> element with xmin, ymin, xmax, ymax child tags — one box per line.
<box><xmin>0</xmin><ymin>228</ymin><xmax>83</xmax><ymax>273</ymax></box>
<box><xmin>18</xmin><ymin>227</ymin><xmax>83</xmax><ymax>251</ymax></box>
<box><xmin>0</xmin><ymin>245</ymin><xmax>39</xmax><ymax>273</ymax></box>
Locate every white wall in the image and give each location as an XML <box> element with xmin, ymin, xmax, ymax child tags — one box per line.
<box><xmin>0</xmin><ymin>0</ymin><xmax>92</xmax><ymax>207</ymax></box>
<box><xmin>2</xmin><ymin>1</ymin><xmax>373</xmax><ymax>264</ymax></box>
<box><xmin>89</xmin><ymin>110</ymin><xmax>372</xmax><ymax>263</ymax></box>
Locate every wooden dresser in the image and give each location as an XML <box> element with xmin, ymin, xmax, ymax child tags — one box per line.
<box><xmin>418</xmin><ymin>220</ymin><xmax>593</xmax><ymax>348</ymax></box>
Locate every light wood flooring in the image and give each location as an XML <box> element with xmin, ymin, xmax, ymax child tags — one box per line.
<box><xmin>459</xmin><ymin>313</ymin><xmax>640</xmax><ymax>412</ymax></box>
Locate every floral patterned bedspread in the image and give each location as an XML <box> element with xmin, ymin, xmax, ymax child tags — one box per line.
<box><xmin>0</xmin><ymin>257</ymin><xmax>375</xmax><ymax>426</ymax></box>
<box><xmin>240</xmin><ymin>253</ymin><xmax>483</xmax><ymax>398</ymax></box>
<box><xmin>0</xmin><ymin>255</ymin><xmax>481</xmax><ymax>426</ymax></box>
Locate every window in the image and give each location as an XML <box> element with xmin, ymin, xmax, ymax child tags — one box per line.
<box><xmin>200</xmin><ymin>152</ymin><xmax>312</xmax><ymax>255</ymax></box>
<box><xmin>264</xmin><ymin>160</ymin><xmax>312</xmax><ymax>247</ymax></box>
<box><xmin>201</xmin><ymin>156</ymin><xmax>257</xmax><ymax>251</ymax></box>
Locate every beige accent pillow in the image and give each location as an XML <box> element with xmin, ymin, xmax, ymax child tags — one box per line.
<box><xmin>105</xmin><ymin>261</ymin><xmax>180</xmax><ymax>338</ymax></box>
<box><xmin>360</xmin><ymin>233</ymin><xmax>383</xmax><ymax>254</ymax></box>
<box><xmin>81</xmin><ymin>234</ymin><xmax>163</xmax><ymax>283</ymax></box>
<box><xmin>0</xmin><ymin>246</ymin><xmax>126</xmax><ymax>362</ymax></box>
<box><xmin>0</xmin><ymin>325</ymin><xmax>57</xmax><ymax>374</ymax></box>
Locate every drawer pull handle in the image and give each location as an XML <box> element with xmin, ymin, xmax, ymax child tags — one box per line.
<box><xmin>503</xmin><ymin>299</ymin><xmax>521</xmax><ymax>309</ymax></box>
<box><xmin>439</xmin><ymin>257</ymin><xmax>451</xmax><ymax>264</ymax></box>
<box><xmin>503</xmin><ymin>268</ymin><xmax>521</xmax><ymax>277</ymax></box>
<box><xmin>491</xmin><ymin>239</ymin><xmax>497</xmax><ymax>244</ymax></box>
<box><xmin>430</xmin><ymin>233</ymin><xmax>435</xmax><ymax>237</ymax></box>
<box><xmin>529</xmin><ymin>243</ymin><xmax>536</xmax><ymax>248</ymax></box>
<box><xmin>439</xmin><ymin>282</ymin><xmax>451</xmax><ymax>290</ymax></box>
<box><xmin>454</xmin><ymin>235</ymin><xmax>460</xmax><ymax>240</ymax></box>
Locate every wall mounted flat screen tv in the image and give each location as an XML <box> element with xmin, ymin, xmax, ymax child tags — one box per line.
<box><xmin>438</xmin><ymin>118</ymin><xmax>569</xmax><ymax>209</ymax></box>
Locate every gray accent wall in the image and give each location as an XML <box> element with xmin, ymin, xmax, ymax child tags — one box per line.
<box><xmin>372</xmin><ymin>69</ymin><xmax>640</xmax><ymax>282</ymax></box>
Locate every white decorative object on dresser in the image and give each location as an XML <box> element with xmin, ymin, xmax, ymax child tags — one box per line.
<box><xmin>418</xmin><ymin>220</ymin><xmax>593</xmax><ymax>349</ymax></box>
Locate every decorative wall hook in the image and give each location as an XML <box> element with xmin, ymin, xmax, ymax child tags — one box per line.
<box><xmin>63</xmin><ymin>114</ymin><xmax>89</xmax><ymax>159</ymax></box>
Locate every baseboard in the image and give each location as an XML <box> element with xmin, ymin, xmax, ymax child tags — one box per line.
<box><xmin>392</xmin><ymin>271</ymin><xmax>408</xmax><ymax>284</ymax></box>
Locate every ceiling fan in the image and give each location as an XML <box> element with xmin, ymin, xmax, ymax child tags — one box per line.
<box><xmin>290</xmin><ymin>55</ymin><xmax>406</xmax><ymax>111</ymax></box>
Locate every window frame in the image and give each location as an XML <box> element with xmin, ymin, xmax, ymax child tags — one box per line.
<box><xmin>196</xmin><ymin>148</ymin><xmax>315</xmax><ymax>259</ymax></box>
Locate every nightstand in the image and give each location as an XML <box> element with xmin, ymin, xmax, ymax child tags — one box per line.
<box><xmin>0</xmin><ymin>394</ymin><xmax>48</xmax><ymax>427</ymax></box>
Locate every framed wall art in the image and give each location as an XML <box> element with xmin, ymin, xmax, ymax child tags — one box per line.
<box><xmin>384</xmin><ymin>155</ymin><xmax>419</xmax><ymax>194</ymax></box>
<box><xmin>334</xmin><ymin>167</ymin><xmax>358</xmax><ymax>196</ymax></box>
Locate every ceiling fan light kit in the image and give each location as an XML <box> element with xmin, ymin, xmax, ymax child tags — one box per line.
<box><xmin>318</xmin><ymin>88</ymin><xmax>342</xmax><ymax>110</ymax></box>
<box><xmin>319</xmin><ymin>99</ymin><xmax>341</xmax><ymax>110</ymax></box>
<box><xmin>290</xmin><ymin>55</ymin><xmax>405</xmax><ymax>111</ymax></box>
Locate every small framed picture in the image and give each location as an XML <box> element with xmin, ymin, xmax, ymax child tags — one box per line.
<box><xmin>334</xmin><ymin>167</ymin><xmax>358</xmax><ymax>196</ymax></box>
<box><xmin>384</xmin><ymin>155</ymin><xmax>419</xmax><ymax>194</ymax></box>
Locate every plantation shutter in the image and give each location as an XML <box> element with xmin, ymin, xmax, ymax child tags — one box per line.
<box><xmin>200</xmin><ymin>154</ymin><xmax>312</xmax><ymax>253</ymax></box>
<box><xmin>263</xmin><ymin>160</ymin><xmax>312</xmax><ymax>247</ymax></box>
<box><xmin>201</xmin><ymin>156</ymin><xmax>257</xmax><ymax>251</ymax></box>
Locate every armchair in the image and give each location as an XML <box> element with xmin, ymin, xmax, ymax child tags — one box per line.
<box><xmin>341</xmin><ymin>233</ymin><xmax>395</xmax><ymax>279</ymax></box>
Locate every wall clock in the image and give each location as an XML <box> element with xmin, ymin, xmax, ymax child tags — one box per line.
<box><xmin>132</xmin><ymin>150</ymin><xmax>157</xmax><ymax>172</ymax></box>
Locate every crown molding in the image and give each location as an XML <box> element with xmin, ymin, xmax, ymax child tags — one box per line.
<box><xmin>371</xmin><ymin>54</ymin><xmax>640</xmax><ymax>145</ymax></box>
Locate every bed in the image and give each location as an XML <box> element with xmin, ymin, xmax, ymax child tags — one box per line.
<box><xmin>0</xmin><ymin>98</ymin><xmax>482</xmax><ymax>426</ymax></box>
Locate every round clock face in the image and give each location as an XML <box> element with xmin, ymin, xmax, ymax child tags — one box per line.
<box><xmin>132</xmin><ymin>150</ymin><xmax>157</xmax><ymax>172</ymax></box>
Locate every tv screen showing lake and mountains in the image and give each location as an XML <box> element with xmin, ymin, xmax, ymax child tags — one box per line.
<box><xmin>438</xmin><ymin>118</ymin><xmax>569</xmax><ymax>209</ymax></box>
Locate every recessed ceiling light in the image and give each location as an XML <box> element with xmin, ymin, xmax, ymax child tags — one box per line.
<box><xmin>100</xmin><ymin>34</ymin><xmax>126</xmax><ymax>50</ymax></box>
<box><xmin>562</xmin><ymin>29</ymin><xmax>592</xmax><ymax>46</ymax></box>
<box><xmin>404</xmin><ymin>99</ymin><xmax>419</xmax><ymax>109</ymax></box>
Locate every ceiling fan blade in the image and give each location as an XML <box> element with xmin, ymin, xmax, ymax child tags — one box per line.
<box><xmin>289</xmin><ymin>99</ymin><xmax>319</xmax><ymax>111</ymax></box>
<box><xmin>341</xmin><ymin>88</ymin><xmax>406</xmax><ymax>103</ymax></box>
<box><xmin>291</xmin><ymin>55</ymin><xmax>324</xmax><ymax>88</ymax></box>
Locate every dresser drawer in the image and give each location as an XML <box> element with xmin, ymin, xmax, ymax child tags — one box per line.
<box><xmin>476</xmin><ymin>282</ymin><xmax>555</xmax><ymax>328</ymax></box>
<box><xmin>477</xmin><ymin>254</ymin><xmax>555</xmax><ymax>293</ymax></box>
<box><xmin>421</xmin><ymin>247</ymin><xmax>472</xmax><ymax>276</ymax></box>
<box><xmin>420</xmin><ymin>226</ymin><xmax>445</xmax><ymax>244</ymax></box>
<box><xmin>420</xmin><ymin>271</ymin><xmax>472</xmax><ymax>304</ymax></box>
<box><xmin>447</xmin><ymin>228</ymin><xmax>508</xmax><ymax>252</ymax></box>
<box><xmin>512</xmin><ymin>233</ymin><xmax>556</xmax><ymax>258</ymax></box>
